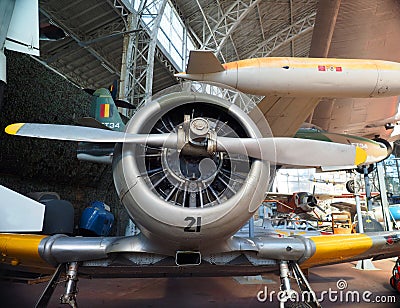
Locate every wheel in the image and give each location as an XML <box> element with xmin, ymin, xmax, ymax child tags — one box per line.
<box><xmin>390</xmin><ymin>276</ymin><xmax>396</xmax><ymax>290</ymax></box>
<box><xmin>346</xmin><ymin>180</ymin><xmax>355</xmax><ymax>193</ymax></box>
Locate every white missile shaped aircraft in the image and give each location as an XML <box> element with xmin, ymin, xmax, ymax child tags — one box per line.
<box><xmin>176</xmin><ymin>50</ymin><xmax>400</xmax><ymax>98</ymax></box>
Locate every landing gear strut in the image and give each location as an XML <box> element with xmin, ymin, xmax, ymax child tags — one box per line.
<box><xmin>35</xmin><ymin>262</ymin><xmax>80</xmax><ymax>308</ymax></box>
<box><xmin>60</xmin><ymin>262</ymin><xmax>79</xmax><ymax>307</ymax></box>
<box><xmin>278</xmin><ymin>260</ymin><xmax>321</xmax><ymax>308</ymax></box>
<box><xmin>279</xmin><ymin>261</ymin><xmax>297</xmax><ymax>306</ymax></box>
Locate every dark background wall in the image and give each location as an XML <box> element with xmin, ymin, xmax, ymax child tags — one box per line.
<box><xmin>0</xmin><ymin>50</ymin><xmax>128</xmax><ymax>235</ymax></box>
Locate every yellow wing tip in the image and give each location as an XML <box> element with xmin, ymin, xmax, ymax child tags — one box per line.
<box><xmin>354</xmin><ymin>146</ymin><xmax>367</xmax><ymax>165</ymax></box>
<box><xmin>5</xmin><ymin>123</ymin><xmax>25</xmax><ymax>135</ymax></box>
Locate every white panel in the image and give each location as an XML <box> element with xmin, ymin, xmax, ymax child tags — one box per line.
<box><xmin>4</xmin><ymin>0</ymin><xmax>39</xmax><ymax>56</ymax></box>
<box><xmin>0</xmin><ymin>50</ymin><xmax>6</xmax><ymax>82</ymax></box>
<box><xmin>0</xmin><ymin>185</ymin><xmax>45</xmax><ymax>232</ymax></box>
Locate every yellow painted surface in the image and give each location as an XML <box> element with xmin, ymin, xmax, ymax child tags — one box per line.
<box><xmin>285</xmin><ymin>58</ymin><xmax>378</xmax><ymax>70</ymax></box>
<box><xmin>301</xmin><ymin>234</ymin><xmax>373</xmax><ymax>268</ymax></box>
<box><xmin>221</xmin><ymin>57</ymin><xmax>400</xmax><ymax>71</ymax></box>
<box><xmin>0</xmin><ymin>234</ymin><xmax>48</xmax><ymax>266</ymax></box>
<box><xmin>354</xmin><ymin>147</ymin><xmax>367</xmax><ymax>165</ymax></box>
<box><xmin>104</xmin><ymin>104</ymin><xmax>110</xmax><ymax>117</ymax></box>
<box><xmin>5</xmin><ymin>123</ymin><xmax>25</xmax><ymax>135</ymax></box>
<box><xmin>333</xmin><ymin>227</ymin><xmax>352</xmax><ymax>235</ymax></box>
<box><xmin>275</xmin><ymin>231</ymin><xmax>306</xmax><ymax>236</ymax></box>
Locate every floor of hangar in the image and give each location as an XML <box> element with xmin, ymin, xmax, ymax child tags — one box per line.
<box><xmin>0</xmin><ymin>259</ymin><xmax>399</xmax><ymax>307</ymax></box>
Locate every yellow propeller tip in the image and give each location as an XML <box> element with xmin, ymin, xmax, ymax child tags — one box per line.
<box><xmin>5</xmin><ymin>123</ymin><xmax>25</xmax><ymax>135</ymax></box>
<box><xmin>354</xmin><ymin>146</ymin><xmax>367</xmax><ymax>165</ymax></box>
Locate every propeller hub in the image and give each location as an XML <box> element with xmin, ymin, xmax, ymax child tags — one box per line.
<box><xmin>189</xmin><ymin>117</ymin><xmax>209</xmax><ymax>145</ymax></box>
<box><xmin>177</xmin><ymin>115</ymin><xmax>217</xmax><ymax>156</ymax></box>
<box><xmin>190</xmin><ymin>118</ymin><xmax>209</xmax><ymax>137</ymax></box>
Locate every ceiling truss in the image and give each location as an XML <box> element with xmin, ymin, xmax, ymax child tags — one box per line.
<box><xmin>37</xmin><ymin>0</ymin><xmax>317</xmax><ymax>101</ymax></box>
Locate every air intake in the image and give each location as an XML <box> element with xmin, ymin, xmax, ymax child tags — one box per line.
<box><xmin>175</xmin><ymin>251</ymin><xmax>201</xmax><ymax>266</ymax></box>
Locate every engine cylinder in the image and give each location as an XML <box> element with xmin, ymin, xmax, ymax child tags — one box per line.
<box><xmin>113</xmin><ymin>91</ymin><xmax>270</xmax><ymax>251</ymax></box>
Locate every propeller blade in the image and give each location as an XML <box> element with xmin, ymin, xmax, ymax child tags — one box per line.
<box><xmin>5</xmin><ymin>123</ymin><xmax>367</xmax><ymax>167</ymax></box>
<box><xmin>115</xmin><ymin>99</ymin><xmax>135</xmax><ymax>109</ymax></box>
<box><xmin>312</xmin><ymin>209</ymin><xmax>321</xmax><ymax>220</ymax></box>
<box><xmin>83</xmin><ymin>88</ymin><xmax>95</xmax><ymax>95</ymax></box>
<box><xmin>5</xmin><ymin>123</ymin><xmax>174</xmax><ymax>146</ymax></box>
<box><xmin>217</xmin><ymin>136</ymin><xmax>367</xmax><ymax>167</ymax></box>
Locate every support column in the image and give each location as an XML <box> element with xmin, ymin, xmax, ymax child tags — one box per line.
<box><xmin>121</xmin><ymin>0</ymin><xmax>167</xmax><ymax>112</ymax></box>
<box><xmin>376</xmin><ymin>162</ymin><xmax>393</xmax><ymax>231</ymax></box>
<box><xmin>354</xmin><ymin>193</ymin><xmax>364</xmax><ymax>233</ymax></box>
<box><xmin>356</xmin><ymin>166</ymin><xmax>377</xmax><ymax>270</ymax></box>
<box><xmin>363</xmin><ymin>165</ymin><xmax>373</xmax><ymax>211</ymax></box>
<box><xmin>248</xmin><ymin>216</ymin><xmax>255</xmax><ymax>237</ymax></box>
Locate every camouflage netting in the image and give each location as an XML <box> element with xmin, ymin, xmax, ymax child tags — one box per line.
<box><xmin>0</xmin><ymin>50</ymin><xmax>128</xmax><ymax>235</ymax></box>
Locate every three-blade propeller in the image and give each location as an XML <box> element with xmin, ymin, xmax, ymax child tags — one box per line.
<box><xmin>5</xmin><ymin>123</ymin><xmax>367</xmax><ymax>167</ymax></box>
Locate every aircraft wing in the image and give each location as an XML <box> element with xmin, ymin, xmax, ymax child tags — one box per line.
<box><xmin>266</xmin><ymin>192</ymin><xmax>339</xmax><ymax>202</ymax></box>
<box><xmin>309</xmin><ymin>0</ymin><xmax>400</xmax><ymax>139</ymax></box>
<box><xmin>0</xmin><ymin>185</ymin><xmax>45</xmax><ymax>232</ymax></box>
<box><xmin>295</xmin><ymin>212</ymin><xmax>319</xmax><ymax>222</ymax></box>
<box><xmin>330</xmin><ymin>201</ymin><xmax>360</xmax><ymax>216</ymax></box>
<box><xmin>2</xmin><ymin>0</ymin><xmax>40</xmax><ymax>56</ymax></box>
<box><xmin>265</xmin><ymin>192</ymin><xmax>295</xmax><ymax>199</ymax></box>
<box><xmin>250</xmin><ymin>96</ymin><xmax>321</xmax><ymax>137</ymax></box>
<box><xmin>2</xmin><ymin>231</ymin><xmax>400</xmax><ymax>275</ymax></box>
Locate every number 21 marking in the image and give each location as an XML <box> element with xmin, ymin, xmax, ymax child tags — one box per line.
<box><xmin>184</xmin><ymin>216</ymin><xmax>202</xmax><ymax>232</ymax></box>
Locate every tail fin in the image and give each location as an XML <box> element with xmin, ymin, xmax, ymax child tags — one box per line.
<box><xmin>186</xmin><ymin>50</ymin><xmax>225</xmax><ymax>74</ymax></box>
<box><xmin>90</xmin><ymin>88</ymin><xmax>125</xmax><ymax>132</ymax></box>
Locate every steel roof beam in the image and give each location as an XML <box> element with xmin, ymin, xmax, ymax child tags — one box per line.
<box><xmin>120</xmin><ymin>0</ymin><xmax>167</xmax><ymax>110</ymax></box>
<box><xmin>200</xmin><ymin>0</ymin><xmax>261</xmax><ymax>61</ymax></box>
<box><xmin>289</xmin><ymin>0</ymin><xmax>295</xmax><ymax>57</ymax></box>
<box><xmin>245</xmin><ymin>11</ymin><xmax>316</xmax><ymax>58</ymax></box>
<box><xmin>39</xmin><ymin>7</ymin><xmax>121</xmax><ymax>77</ymax></box>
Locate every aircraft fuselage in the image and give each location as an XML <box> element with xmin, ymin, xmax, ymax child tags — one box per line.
<box><xmin>178</xmin><ymin>57</ymin><xmax>400</xmax><ymax>98</ymax></box>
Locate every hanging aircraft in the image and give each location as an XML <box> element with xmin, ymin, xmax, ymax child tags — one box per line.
<box><xmin>263</xmin><ymin>188</ymin><xmax>338</xmax><ymax>222</ymax></box>
<box><xmin>0</xmin><ymin>0</ymin><xmax>40</xmax><ymax>110</ymax></box>
<box><xmin>264</xmin><ymin>191</ymin><xmax>327</xmax><ymax>216</ymax></box>
<box><xmin>0</xmin><ymin>0</ymin><xmax>65</xmax><ymax>111</ymax></box>
<box><xmin>3</xmin><ymin>1</ymin><xmax>400</xmax><ymax>306</ymax></box>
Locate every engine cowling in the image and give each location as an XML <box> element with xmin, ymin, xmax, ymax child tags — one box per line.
<box><xmin>113</xmin><ymin>90</ymin><xmax>270</xmax><ymax>252</ymax></box>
